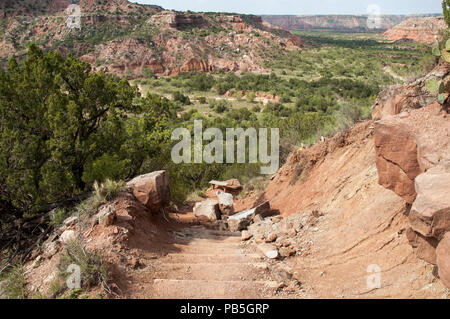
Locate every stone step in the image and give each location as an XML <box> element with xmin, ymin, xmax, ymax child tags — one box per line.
<box><xmin>156</xmin><ymin>263</ymin><xmax>269</xmax><ymax>281</ymax></box>
<box><xmin>183</xmin><ymin>227</ymin><xmax>241</xmax><ymax>237</ymax></box>
<box><xmin>150</xmin><ymin>279</ymin><xmax>279</xmax><ymax>299</ymax></box>
<box><xmin>172</xmin><ymin>240</ymin><xmax>241</xmax><ymax>248</ymax></box>
<box><xmin>172</xmin><ymin>234</ymin><xmax>242</xmax><ymax>243</ymax></box>
<box><xmin>164</xmin><ymin>253</ymin><xmax>263</xmax><ymax>264</ymax></box>
<box><xmin>171</xmin><ymin>245</ymin><xmax>245</xmax><ymax>254</ymax></box>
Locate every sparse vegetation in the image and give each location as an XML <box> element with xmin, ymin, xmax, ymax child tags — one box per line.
<box><xmin>57</xmin><ymin>240</ymin><xmax>109</xmax><ymax>294</ymax></box>
<box><xmin>0</xmin><ymin>264</ymin><xmax>27</xmax><ymax>299</ymax></box>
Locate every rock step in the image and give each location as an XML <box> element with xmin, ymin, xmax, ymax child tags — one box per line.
<box><xmin>150</xmin><ymin>279</ymin><xmax>279</xmax><ymax>299</ymax></box>
<box><xmin>156</xmin><ymin>263</ymin><xmax>269</xmax><ymax>281</ymax></box>
<box><xmin>171</xmin><ymin>245</ymin><xmax>245</xmax><ymax>254</ymax></box>
<box><xmin>164</xmin><ymin>253</ymin><xmax>262</xmax><ymax>264</ymax></box>
<box><xmin>172</xmin><ymin>241</ymin><xmax>241</xmax><ymax>248</ymax></box>
<box><xmin>173</xmin><ymin>234</ymin><xmax>242</xmax><ymax>243</ymax></box>
<box><xmin>175</xmin><ymin>227</ymin><xmax>241</xmax><ymax>238</ymax></box>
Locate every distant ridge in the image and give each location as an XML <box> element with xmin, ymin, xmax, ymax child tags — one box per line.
<box><xmin>261</xmin><ymin>14</ymin><xmax>442</xmax><ymax>31</ymax></box>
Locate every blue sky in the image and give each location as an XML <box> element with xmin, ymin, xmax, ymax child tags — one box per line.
<box><xmin>133</xmin><ymin>0</ymin><xmax>442</xmax><ymax>15</ymax></box>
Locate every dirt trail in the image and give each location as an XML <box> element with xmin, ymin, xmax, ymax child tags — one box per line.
<box><xmin>119</xmin><ymin>224</ymin><xmax>301</xmax><ymax>299</ymax></box>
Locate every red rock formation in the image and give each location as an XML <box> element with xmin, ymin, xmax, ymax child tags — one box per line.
<box><xmin>384</xmin><ymin>17</ymin><xmax>447</xmax><ymax>44</ymax></box>
<box><xmin>372</xmin><ymin>62</ymin><xmax>450</xmax><ymax>288</ymax></box>
<box><xmin>374</xmin><ymin>120</ymin><xmax>422</xmax><ymax>203</ymax></box>
<box><xmin>249</xmin><ymin>120</ymin><xmax>448</xmax><ymax>297</ymax></box>
<box><xmin>180</xmin><ymin>58</ymin><xmax>215</xmax><ymax>73</ymax></box>
<box><xmin>0</xmin><ymin>3</ymin><xmax>303</xmax><ymax>78</ymax></box>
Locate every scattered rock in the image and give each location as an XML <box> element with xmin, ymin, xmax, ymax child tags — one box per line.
<box><xmin>279</xmin><ymin>246</ymin><xmax>296</xmax><ymax>258</ymax></box>
<box><xmin>31</xmin><ymin>256</ymin><xmax>42</xmax><ymax>269</ymax></box>
<box><xmin>288</xmin><ymin>228</ymin><xmax>297</xmax><ymax>238</ymax></box>
<box><xmin>97</xmin><ymin>205</ymin><xmax>116</xmax><ymax>226</ymax></box>
<box><xmin>129</xmin><ymin>257</ymin><xmax>141</xmax><ymax>269</ymax></box>
<box><xmin>194</xmin><ymin>199</ymin><xmax>220</xmax><ymax>222</ymax></box>
<box><xmin>127</xmin><ymin>170</ymin><xmax>170</xmax><ymax>212</ymax></box>
<box><xmin>42</xmin><ymin>240</ymin><xmax>59</xmax><ymax>259</ymax></box>
<box><xmin>43</xmin><ymin>270</ymin><xmax>58</xmax><ymax>285</ymax></box>
<box><xmin>257</xmin><ymin>243</ymin><xmax>279</xmax><ymax>259</ymax></box>
<box><xmin>253</xmin><ymin>214</ymin><xmax>264</xmax><ymax>223</ymax></box>
<box><xmin>254</xmin><ymin>234</ymin><xmax>265</xmax><ymax>244</ymax></box>
<box><xmin>63</xmin><ymin>216</ymin><xmax>79</xmax><ymax>227</ymax></box>
<box><xmin>216</xmin><ymin>191</ymin><xmax>234</xmax><ymax>216</ymax></box>
<box><xmin>266</xmin><ymin>233</ymin><xmax>278</xmax><ymax>243</ymax></box>
<box><xmin>271</xmin><ymin>215</ymin><xmax>283</xmax><ymax>223</ymax></box>
<box><xmin>436</xmin><ymin>232</ymin><xmax>450</xmax><ymax>289</ymax></box>
<box><xmin>227</xmin><ymin>201</ymin><xmax>271</xmax><ymax>232</ymax></box>
<box><xmin>59</xmin><ymin>230</ymin><xmax>77</xmax><ymax>244</ymax></box>
<box><xmin>241</xmin><ymin>230</ymin><xmax>252</xmax><ymax>241</ymax></box>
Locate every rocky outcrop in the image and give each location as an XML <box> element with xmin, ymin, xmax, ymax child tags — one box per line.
<box><xmin>372</xmin><ymin>60</ymin><xmax>450</xmax><ymax>288</ymax></box>
<box><xmin>0</xmin><ymin>3</ymin><xmax>302</xmax><ymax>78</ymax></box>
<box><xmin>0</xmin><ymin>0</ymin><xmax>72</xmax><ymax>17</ymax></box>
<box><xmin>384</xmin><ymin>17</ymin><xmax>447</xmax><ymax>44</ymax></box>
<box><xmin>374</xmin><ymin>119</ymin><xmax>422</xmax><ymax>203</ymax></box>
<box><xmin>180</xmin><ymin>58</ymin><xmax>215</xmax><ymax>73</ymax></box>
<box><xmin>406</xmin><ymin>227</ymin><xmax>438</xmax><ymax>264</ymax></box>
<box><xmin>409</xmin><ymin>161</ymin><xmax>450</xmax><ymax>239</ymax></box>
<box><xmin>127</xmin><ymin>171</ymin><xmax>170</xmax><ymax>213</ymax></box>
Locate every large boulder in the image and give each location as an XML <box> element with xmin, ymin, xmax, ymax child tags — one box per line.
<box><xmin>409</xmin><ymin>161</ymin><xmax>450</xmax><ymax>238</ymax></box>
<box><xmin>127</xmin><ymin>171</ymin><xmax>170</xmax><ymax>212</ymax></box>
<box><xmin>436</xmin><ymin>232</ymin><xmax>450</xmax><ymax>289</ymax></box>
<box><xmin>227</xmin><ymin>201</ymin><xmax>271</xmax><ymax>232</ymax></box>
<box><xmin>216</xmin><ymin>191</ymin><xmax>234</xmax><ymax>216</ymax></box>
<box><xmin>209</xmin><ymin>179</ymin><xmax>243</xmax><ymax>196</ymax></box>
<box><xmin>194</xmin><ymin>199</ymin><xmax>220</xmax><ymax>222</ymax></box>
<box><xmin>59</xmin><ymin>230</ymin><xmax>77</xmax><ymax>244</ymax></box>
<box><xmin>374</xmin><ymin>119</ymin><xmax>422</xmax><ymax>203</ymax></box>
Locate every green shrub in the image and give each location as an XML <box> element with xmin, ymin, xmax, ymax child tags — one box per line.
<box><xmin>172</xmin><ymin>91</ymin><xmax>191</xmax><ymax>105</ymax></box>
<box><xmin>93</xmin><ymin>179</ymin><xmax>125</xmax><ymax>202</ymax></box>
